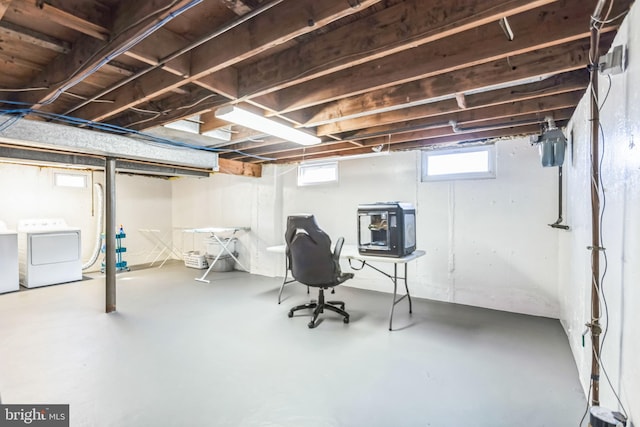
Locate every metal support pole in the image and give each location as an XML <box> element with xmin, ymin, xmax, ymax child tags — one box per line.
<box><xmin>588</xmin><ymin>18</ymin><xmax>602</xmax><ymax>407</ymax></box>
<box><xmin>105</xmin><ymin>157</ymin><xmax>117</xmax><ymax>313</ymax></box>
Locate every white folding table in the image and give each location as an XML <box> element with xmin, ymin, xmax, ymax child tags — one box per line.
<box><xmin>267</xmin><ymin>244</ymin><xmax>425</xmax><ymax>330</ymax></box>
<box><xmin>183</xmin><ymin>227</ymin><xmax>250</xmax><ymax>283</ymax></box>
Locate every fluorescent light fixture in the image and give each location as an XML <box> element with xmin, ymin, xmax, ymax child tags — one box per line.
<box><xmin>215</xmin><ymin>105</ymin><xmax>321</xmax><ymax>146</ymax></box>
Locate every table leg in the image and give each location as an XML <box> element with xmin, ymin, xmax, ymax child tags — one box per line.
<box><xmin>278</xmin><ymin>257</ymin><xmax>292</xmax><ymax>304</ymax></box>
<box><xmin>277</xmin><ymin>254</ymin><xmax>308</xmax><ymax>304</ymax></box>
<box><xmin>389</xmin><ymin>263</ymin><xmax>398</xmax><ymax>331</ymax></box>
<box><xmin>388</xmin><ymin>262</ymin><xmax>413</xmax><ymax>330</ymax></box>
<box><xmin>403</xmin><ymin>263</ymin><xmax>413</xmax><ymax>313</ymax></box>
<box><xmin>348</xmin><ymin>258</ymin><xmax>413</xmax><ymax>331</ymax></box>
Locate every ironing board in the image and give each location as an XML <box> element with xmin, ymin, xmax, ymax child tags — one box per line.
<box><xmin>182</xmin><ymin>227</ymin><xmax>250</xmax><ymax>283</ymax></box>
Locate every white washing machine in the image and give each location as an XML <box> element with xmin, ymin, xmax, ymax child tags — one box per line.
<box><xmin>18</xmin><ymin>219</ymin><xmax>82</xmax><ymax>288</ymax></box>
<box><xmin>0</xmin><ymin>221</ymin><xmax>19</xmax><ymax>294</ymax></box>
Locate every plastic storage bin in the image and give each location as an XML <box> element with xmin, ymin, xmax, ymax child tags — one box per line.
<box><xmin>183</xmin><ymin>251</ymin><xmax>208</xmax><ymax>269</ymax></box>
<box><xmin>205</xmin><ymin>254</ymin><xmax>235</xmax><ymax>272</ymax></box>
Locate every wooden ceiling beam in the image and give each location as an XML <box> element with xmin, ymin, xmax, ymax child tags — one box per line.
<box><xmin>452</xmin><ymin>108</ymin><xmax>573</xmax><ymax>132</ymax></box>
<box><xmin>237</xmin><ymin>0</ymin><xmax>556</xmax><ymax>101</ymax></box>
<box><xmin>262</xmin><ymin>0</ymin><xmax>616</xmax><ymax>114</ymax></box>
<box><xmin>12</xmin><ymin>0</ymin><xmax>195</xmax><ymax>108</ymax></box>
<box><xmin>0</xmin><ymin>51</ymin><xmax>43</xmax><ymax>71</ymax></box>
<box><xmin>353</xmin><ymin>93</ymin><xmax>581</xmax><ymax>147</ymax></box>
<box><xmin>72</xmin><ymin>69</ymin><xmax>186</xmax><ymax>120</ymax></box>
<box><xmin>107</xmin><ymin>88</ymin><xmax>226</xmax><ymax>131</ymax></box>
<box><xmin>195</xmin><ymin>68</ymin><xmax>238</xmax><ymax>100</ymax></box>
<box><xmin>357</xmin><ymin>112</ymin><xmax>573</xmax><ymax>152</ymax></box>
<box><xmin>264</xmin><ymin>122</ymin><xmax>568</xmax><ymax>164</ymax></box>
<box><xmin>290</xmin><ymin>34</ymin><xmax>613</xmax><ymax>128</ymax></box>
<box><xmin>0</xmin><ymin>0</ymin><xmax>13</xmax><ymax>20</ymax></box>
<box><xmin>122</xmin><ymin>28</ymin><xmax>192</xmax><ymax>78</ymax></box>
<box><xmin>198</xmin><ymin>114</ymin><xmax>230</xmax><ymax>134</ymax></box>
<box><xmin>0</xmin><ymin>21</ymin><xmax>71</xmax><ymax>53</ymax></box>
<box><xmin>215</xmin><ymin>135</ymin><xmax>285</xmax><ymax>153</ymax></box>
<box><xmin>25</xmin><ymin>0</ymin><xmax>193</xmax><ymax>77</ymax></box>
<box><xmin>387</xmin><ymin>121</ymin><xmax>568</xmax><ymax>152</ymax></box>
<box><xmin>242</xmin><ymin>107</ymin><xmax>575</xmax><ymax>165</ymax></box>
<box><xmin>12</xmin><ymin>0</ymin><xmax>225</xmax><ymax>94</ymax></box>
<box><xmin>29</xmin><ymin>0</ymin><xmax>111</xmax><ymax>40</ymax></box>
<box><xmin>224</xmin><ymin>140</ymin><xmax>299</xmax><ymax>160</ymax></box>
<box><xmin>341</xmin><ymin>86</ymin><xmax>586</xmax><ymax>141</ymax></box>
<box><xmin>318</xmin><ymin>70</ymin><xmax>588</xmax><ymax>136</ymax></box>
<box><xmin>218</xmin><ymin>158</ymin><xmax>261</xmax><ymax>177</ymax></box>
<box><xmin>226</xmin><ymin>93</ymin><xmax>579</xmax><ymax>160</ymax></box>
<box><xmin>134</xmin><ymin>97</ymin><xmax>228</xmax><ymax>132</ymax></box>
<box><xmin>189</xmin><ymin>0</ymin><xmax>382</xmax><ymax>77</ymax></box>
<box><xmin>72</xmin><ymin>0</ymin><xmax>382</xmax><ymax>123</ymax></box>
<box><xmin>0</xmin><ymin>6</ymin><xmax>190</xmax><ymax>81</ymax></box>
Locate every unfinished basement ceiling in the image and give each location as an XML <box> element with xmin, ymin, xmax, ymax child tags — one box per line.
<box><xmin>0</xmin><ymin>0</ymin><xmax>633</xmax><ymax>166</ymax></box>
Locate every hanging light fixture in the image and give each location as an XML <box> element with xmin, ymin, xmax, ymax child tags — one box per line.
<box><xmin>215</xmin><ymin>105</ymin><xmax>321</xmax><ymax>146</ymax></box>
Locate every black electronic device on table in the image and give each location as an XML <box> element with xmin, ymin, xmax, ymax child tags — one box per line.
<box><xmin>357</xmin><ymin>202</ymin><xmax>416</xmax><ymax>257</ymax></box>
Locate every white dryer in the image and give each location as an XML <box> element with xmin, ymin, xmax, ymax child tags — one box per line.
<box><xmin>0</xmin><ymin>221</ymin><xmax>19</xmax><ymax>294</ymax></box>
<box><xmin>18</xmin><ymin>219</ymin><xmax>82</xmax><ymax>288</ymax></box>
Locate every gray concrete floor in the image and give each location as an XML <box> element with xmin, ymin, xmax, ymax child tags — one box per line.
<box><xmin>0</xmin><ymin>262</ymin><xmax>585</xmax><ymax>426</ymax></box>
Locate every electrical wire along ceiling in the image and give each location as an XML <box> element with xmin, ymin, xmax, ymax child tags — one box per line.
<box><xmin>0</xmin><ymin>0</ymin><xmax>633</xmax><ymax>165</ymax></box>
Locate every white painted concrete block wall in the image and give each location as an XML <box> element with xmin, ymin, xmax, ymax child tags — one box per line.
<box><xmin>107</xmin><ymin>173</ymin><xmax>174</xmax><ymax>269</ymax></box>
<box><xmin>560</xmin><ymin>3</ymin><xmax>640</xmax><ymax>421</ymax></box>
<box><xmin>429</xmin><ymin>141</ymin><xmax>560</xmax><ymax>317</ymax></box>
<box><xmin>272</xmin><ymin>144</ymin><xmax>560</xmax><ymax>318</ymax></box>
<box><xmin>171</xmin><ymin>172</ymin><xmax>255</xmax><ymax>272</ymax></box>
<box><xmin>279</xmin><ymin>152</ymin><xmax>420</xmax><ymax>296</ymax></box>
<box><xmin>0</xmin><ymin>164</ymin><xmax>173</xmax><ymax>272</ymax></box>
<box><xmin>172</xmin><ymin>139</ymin><xmax>560</xmax><ymax>319</ymax></box>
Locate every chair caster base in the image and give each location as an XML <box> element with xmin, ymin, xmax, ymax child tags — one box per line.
<box><xmin>288</xmin><ymin>289</ymin><xmax>349</xmax><ymax>329</ymax></box>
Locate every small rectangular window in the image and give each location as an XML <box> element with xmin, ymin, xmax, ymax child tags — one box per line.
<box><xmin>54</xmin><ymin>172</ymin><xmax>87</xmax><ymax>188</ymax></box>
<box><xmin>297</xmin><ymin>161</ymin><xmax>338</xmax><ymax>186</ymax></box>
<box><xmin>421</xmin><ymin>145</ymin><xmax>496</xmax><ymax>181</ymax></box>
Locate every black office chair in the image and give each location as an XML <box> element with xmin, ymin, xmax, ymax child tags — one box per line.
<box><xmin>285</xmin><ymin>215</ymin><xmax>353</xmax><ymax>328</ymax></box>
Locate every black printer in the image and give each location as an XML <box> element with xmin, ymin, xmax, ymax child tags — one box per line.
<box><xmin>357</xmin><ymin>202</ymin><xmax>416</xmax><ymax>257</ymax></box>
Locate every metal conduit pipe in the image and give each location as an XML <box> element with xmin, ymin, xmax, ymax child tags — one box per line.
<box><xmin>548</xmin><ymin>166</ymin><xmax>570</xmax><ymax>230</ymax></box>
<box><xmin>588</xmin><ymin>0</ymin><xmax>605</xmax><ymax>407</ymax></box>
<box><xmin>82</xmin><ymin>183</ymin><xmax>105</xmax><ymax>270</ymax></box>
<box><xmin>448</xmin><ymin>118</ymin><xmax>553</xmax><ymax>134</ymax></box>
<box><xmin>64</xmin><ymin>0</ymin><xmax>285</xmax><ymax>116</ymax></box>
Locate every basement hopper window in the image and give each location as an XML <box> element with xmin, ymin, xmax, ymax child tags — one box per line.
<box><xmin>54</xmin><ymin>172</ymin><xmax>88</xmax><ymax>188</ymax></box>
<box><xmin>297</xmin><ymin>161</ymin><xmax>338</xmax><ymax>186</ymax></box>
<box><xmin>421</xmin><ymin>145</ymin><xmax>496</xmax><ymax>181</ymax></box>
